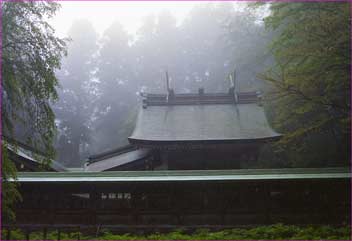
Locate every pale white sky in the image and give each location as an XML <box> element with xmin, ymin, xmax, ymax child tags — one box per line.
<box><xmin>50</xmin><ymin>1</ymin><xmax>209</xmax><ymax>38</ymax></box>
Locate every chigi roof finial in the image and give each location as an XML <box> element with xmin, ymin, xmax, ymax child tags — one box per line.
<box><xmin>228</xmin><ymin>68</ymin><xmax>238</xmax><ymax>103</ymax></box>
<box><xmin>165</xmin><ymin>70</ymin><xmax>174</xmax><ymax>102</ymax></box>
<box><xmin>165</xmin><ymin>70</ymin><xmax>170</xmax><ymax>92</ymax></box>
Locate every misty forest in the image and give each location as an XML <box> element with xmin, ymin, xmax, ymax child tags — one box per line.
<box><xmin>1</xmin><ymin>1</ymin><xmax>351</xmax><ymax>238</ymax></box>
<box><xmin>4</xmin><ymin>2</ymin><xmax>350</xmax><ymax>168</ymax></box>
<box><xmin>54</xmin><ymin>3</ymin><xmax>272</xmax><ymax>166</ymax></box>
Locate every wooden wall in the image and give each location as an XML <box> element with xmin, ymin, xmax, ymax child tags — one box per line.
<box><xmin>12</xmin><ymin>179</ymin><xmax>350</xmax><ymax>227</ymax></box>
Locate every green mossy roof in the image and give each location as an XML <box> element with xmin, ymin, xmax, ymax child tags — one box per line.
<box><xmin>129</xmin><ymin>104</ymin><xmax>281</xmax><ymax>143</ymax></box>
<box><xmin>15</xmin><ymin>167</ymin><xmax>351</xmax><ymax>182</ymax></box>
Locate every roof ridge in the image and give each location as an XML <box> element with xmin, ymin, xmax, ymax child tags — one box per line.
<box><xmin>143</xmin><ymin>91</ymin><xmax>261</xmax><ymax>107</ymax></box>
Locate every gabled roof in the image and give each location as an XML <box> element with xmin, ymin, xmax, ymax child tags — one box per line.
<box><xmin>5</xmin><ymin>140</ymin><xmax>67</xmax><ymax>172</ymax></box>
<box><xmin>129</xmin><ymin>90</ymin><xmax>281</xmax><ymax>145</ymax></box>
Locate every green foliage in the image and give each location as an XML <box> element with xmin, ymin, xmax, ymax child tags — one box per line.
<box><xmin>2</xmin><ymin>2</ymin><xmax>67</xmax><ymax>157</ymax></box>
<box><xmin>1</xmin><ymin>1</ymin><xmax>67</xmax><ymax>220</ymax></box>
<box><xmin>2</xmin><ymin>224</ymin><xmax>350</xmax><ymax>240</ymax></box>
<box><xmin>1</xmin><ymin>229</ymin><xmax>89</xmax><ymax>240</ymax></box>
<box><xmin>258</xmin><ymin>2</ymin><xmax>350</xmax><ymax>167</ymax></box>
<box><xmin>1</xmin><ymin>143</ymin><xmax>22</xmax><ymax>222</ymax></box>
<box><xmin>2</xmin><ymin>229</ymin><xmax>25</xmax><ymax>240</ymax></box>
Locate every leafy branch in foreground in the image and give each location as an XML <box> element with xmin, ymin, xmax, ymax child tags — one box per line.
<box><xmin>258</xmin><ymin>2</ymin><xmax>350</xmax><ymax>167</ymax></box>
<box><xmin>2</xmin><ymin>1</ymin><xmax>67</xmax><ymax>221</ymax></box>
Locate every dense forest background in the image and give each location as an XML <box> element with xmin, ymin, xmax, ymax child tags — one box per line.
<box><xmin>52</xmin><ymin>2</ymin><xmax>272</xmax><ymax>167</ymax></box>
<box><xmin>4</xmin><ymin>2</ymin><xmax>350</xmax><ymax>168</ymax></box>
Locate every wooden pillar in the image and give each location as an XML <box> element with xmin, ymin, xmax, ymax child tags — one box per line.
<box><xmin>172</xmin><ymin>185</ymin><xmax>182</xmax><ymax>225</ymax></box>
<box><xmin>6</xmin><ymin>228</ymin><xmax>11</xmax><ymax>240</ymax></box>
<box><xmin>131</xmin><ymin>185</ymin><xmax>140</xmax><ymax>225</ymax></box>
<box><xmin>25</xmin><ymin>229</ymin><xmax>30</xmax><ymax>241</ymax></box>
<box><xmin>263</xmin><ymin>183</ymin><xmax>271</xmax><ymax>223</ymax></box>
<box><xmin>160</xmin><ymin>150</ymin><xmax>169</xmax><ymax>170</ymax></box>
<box><xmin>90</xmin><ymin>188</ymin><xmax>100</xmax><ymax>225</ymax></box>
<box><xmin>43</xmin><ymin>227</ymin><xmax>47</xmax><ymax>240</ymax></box>
<box><xmin>220</xmin><ymin>186</ymin><xmax>226</xmax><ymax>224</ymax></box>
<box><xmin>77</xmin><ymin>226</ymin><xmax>81</xmax><ymax>240</ymax></box>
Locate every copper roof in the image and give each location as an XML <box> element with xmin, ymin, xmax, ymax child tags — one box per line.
<box><xmin>85</xmin><ymin>148</ymin><xmax>150</xmax><ymax>172</ymax></box>
<box><xmin>14</xmin><ymin>167</ymin><xmax>351</xmax><ymax>182</ymax></box>
<box><xmin>129</xmin><ymin>90</ymin><xmax>281</xmax><ymax>145</ymax></box>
